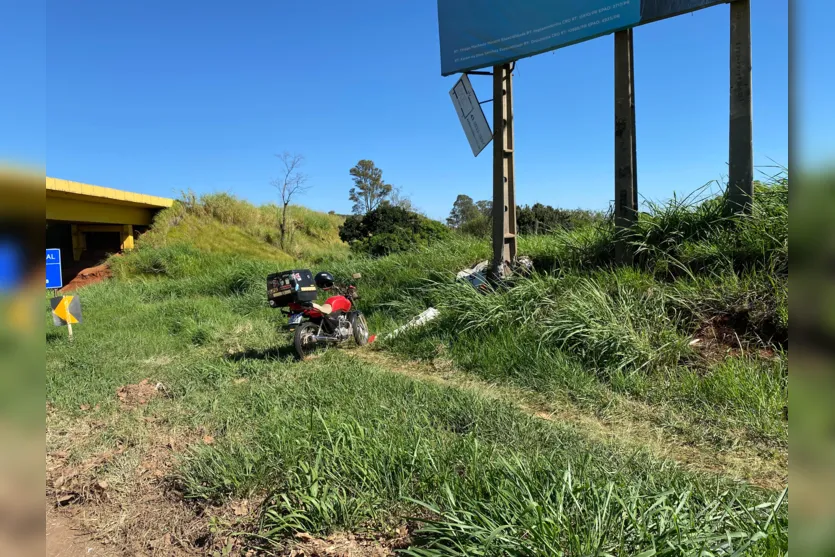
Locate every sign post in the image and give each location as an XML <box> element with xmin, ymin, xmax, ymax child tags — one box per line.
<box><xmin>46</xmin><ymin>248</ymin><xmax>63</xmax><ymax>290</ymax></box>
<box><xmin>491</xmin><ymin>63</ymin><xmax>517</xmax><ymax>278</ymax></box>
<box><xmin>728</xmin><ymin>0</ymin><xmax>753</xmax><ymax>214</ymax></box>
<box><xmin>614</xmin><ymin>28</ymin><xmax>638</xmax><ymax>261</ymax></box>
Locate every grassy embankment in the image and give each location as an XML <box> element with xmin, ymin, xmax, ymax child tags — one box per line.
<box><xmin>46</xmin><ymin>180</ymin><xmax>788</xmax><ymax>555</ymax></box>
<box><xmin>135</xmin><ymin>190</ymin><xmax>349</xmax><ymax>263</ymax></box>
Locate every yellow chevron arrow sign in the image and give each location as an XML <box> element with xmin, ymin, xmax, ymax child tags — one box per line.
<box><xmin>51</xmin><ymin>295</ymin><xmax>82</xmax><ymax>326</ymax></box>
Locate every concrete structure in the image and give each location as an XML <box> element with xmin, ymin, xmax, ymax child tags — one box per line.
<box><xmin>46</xmin><ymin>177</ymin><xmax>173</xmax><ymax>262</ymax></box>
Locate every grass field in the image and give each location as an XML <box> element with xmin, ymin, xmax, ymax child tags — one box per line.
<box><xmin>46</xmin><ymin>178</ymin><xmax>788</xmax><ymax>555</ymax></box>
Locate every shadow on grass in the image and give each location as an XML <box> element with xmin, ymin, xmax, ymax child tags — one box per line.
<box><xmin>225</xmin><ymin>344</ymin><xmax>298</xmax><ymax>362</ymax></box>
<box><xmin>46</xmin><ymin>330</ymin><xmax>65</xmax><ymax>344</ymax></box>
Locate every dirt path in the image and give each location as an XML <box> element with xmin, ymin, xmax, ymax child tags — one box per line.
<box><xmin>350</xmin><ymin>349</ymin><xmax>787</xmax><ymax>491</ymax></box>
<box><xmin>46</xmin><ymin>504</ymin><xmax>116</xmax><ymax>557</ymax></box>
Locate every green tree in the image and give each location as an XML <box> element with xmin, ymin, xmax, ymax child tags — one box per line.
<box><xmin>349</xmin><ymin>160</ymin><xmax>393</xmax><ymax>215</ymax></box>
<box><xmin>475</xmin><ymin>199</ymin><xmax>492</xmax><ymax>218</ymax></box>
<box><xmin>447</xmin><ymin>196</ymin><xmax>492</xmax><ymax>236</ymax></box>
<box><xmin>447</xmin><ymin>194</ymin><xmax>479</xmax><ymax>228</ymax></box>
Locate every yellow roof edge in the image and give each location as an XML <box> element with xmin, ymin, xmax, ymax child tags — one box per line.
<box><xmin>46</xmin><ymin>177</ymin><xmax>175</xmax><ymax>208</ymax></box>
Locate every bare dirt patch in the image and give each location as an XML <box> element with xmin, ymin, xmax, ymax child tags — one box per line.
<box><xmin>46</xmin><ymin>503</ymin><xmax>117</xmax><ymax>557</ymax></box>
<box><xmin>60</xmin><ymin>262</ymin><xmax>112</xmax><ymax>293</ymax></box>
<box><xmin>46</xmin><ymin>404</ymin><xmax>212</xmax><ymax>555</ymax></box>
<box><xmin>692</xmin><ymin>316</ymin><xmax>782</xmax><ymax>363</ymax></box>
<box><xmin>282</xmin><ymin>529</ymin><xmax>410</xmax><ymax>557</ymax></box>
<box><xmin>116</xmin><ymin>378</ymin><xmax>162</xmax><ymax>407</ymax></box>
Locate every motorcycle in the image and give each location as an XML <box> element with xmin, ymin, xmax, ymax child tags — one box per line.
<box><xmin>276</xmin><ymin>273</ymin><xmax>371</xmax><ymax>360</ymax></box>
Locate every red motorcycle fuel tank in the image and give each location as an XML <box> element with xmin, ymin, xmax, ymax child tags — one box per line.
<box><xmin>326</xmin><ymin>295</ymin><xmax>352</xmax><ymax>313</ymax></box>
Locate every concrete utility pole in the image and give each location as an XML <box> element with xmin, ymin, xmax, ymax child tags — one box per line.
<box><xmin>614</xmin><ymin>28</ymin><xmax>638</xmax><ymax>262</ymax></box>
<box><xmin>491</xmin><ymin>62</ymin><xmax>517</xmax><ymax>278</ymax></box>
<box><xmin>728</xmin><ymin>0</ymin><xmax>753</xmax><ymax>214</ymax></box>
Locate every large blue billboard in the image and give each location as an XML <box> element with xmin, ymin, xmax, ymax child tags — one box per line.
<box><xmin>438</xmin><ymin>0</ymin><xmax>729</xmax><ymax>76</ymax></box>
<box><xmin>641</xmin><ymin>0</ymin><xmax>726</xmax><ymax>23</ymax></box>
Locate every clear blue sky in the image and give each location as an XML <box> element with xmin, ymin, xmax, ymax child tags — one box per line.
<box><xmin>5</xmin><ymin>1</ymin><xmax>797</xmax><ymax>219</ymax></box>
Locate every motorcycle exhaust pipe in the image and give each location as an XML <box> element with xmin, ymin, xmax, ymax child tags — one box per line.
<box><xmin>312</xmin><ymin>335</ymin><xmax>341</xmax><ymax>343</ymax></box>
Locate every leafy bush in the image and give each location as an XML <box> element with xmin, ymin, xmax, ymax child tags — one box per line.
<box><xmin>459</xmin><ymin>214</ymin><xmax>492</xmax><ymax>237</ymax></box>
<box><xmin>516</xmin><ymin>203</ymin><xmax>605</xmax><ymax>235</ymax></box>
<box><xmin>339</xmin><ymin>204</ymin><xmax>449</xmax><ymax>257</ymax></box>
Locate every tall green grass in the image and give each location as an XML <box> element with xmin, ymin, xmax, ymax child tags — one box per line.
<box><xmin>106</xmin><ymin>179</ymin><xmax>788</xmax><ymax>445</ymax></box>
<box><xmin>521</xmin><ymin>178</ymin><xmax>788</xmax><ymax>279</ymax></box>
<box><xmin>47</xmin><ymin>277</ymin><xmax>786</xmax><ymax>554</ymax></box>
<box><xmin>171</xmin><ymin>357</ymin><xmax>785</xmax><ymax>555</ymax></box>
<box><xmin>384</xmin><ymin>273</ymin><xmax>787</xmax><ymax>445</ymax></box>
<box><xmin>50</xmin><ymin>175</ymin><xmax>789</xmax><ymax>553</ymax></box>
<box><xmin>373</xmin><ymin>179</ymin><xmax>788</xmax><ymax>446</ymax></box>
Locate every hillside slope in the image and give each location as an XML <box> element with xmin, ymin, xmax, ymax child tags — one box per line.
<box><xmin>135</xmin><ymin>191</ymin><xmax>348</xmax><ymax>264</ymax></box>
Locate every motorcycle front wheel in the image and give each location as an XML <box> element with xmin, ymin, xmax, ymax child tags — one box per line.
<box><xmin>293</xmin><ymin>322</ymin><xmax>320</xmax><ymax>360</ymax></box>
<box><xmin>352</xmin><ymin>312</ymin><xmax>369</xmax><ymax>346</ymax></box>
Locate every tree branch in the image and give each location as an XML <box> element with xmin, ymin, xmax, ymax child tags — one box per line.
<box><xmin>272</xmin><ymin>151</ymin><xmax>311</xmax><ymax>206</ymax></box>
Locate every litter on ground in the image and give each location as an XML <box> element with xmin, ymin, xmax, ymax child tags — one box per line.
<box><xmin>385</xmin><ymin>308</ymin><xmax>440</xmax><ymax>340</ymax></box>
<box><xmin>456</xmin><ymin>256</ymin><xmax>534</xmax><ymax>293</ymax></box>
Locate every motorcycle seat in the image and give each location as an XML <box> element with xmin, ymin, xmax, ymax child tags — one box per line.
<box><xmin>313</xmin><ymin>302</ymin><xmax>333</xmax><ymax>315</ymax></box>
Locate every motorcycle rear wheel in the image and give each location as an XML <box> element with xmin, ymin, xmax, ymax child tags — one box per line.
<box><xmin>294</xmin><ymin>322</ymin><xmax>320</xmax><ymax>360</ymax></box>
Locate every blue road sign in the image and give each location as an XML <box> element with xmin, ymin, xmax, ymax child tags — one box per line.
<box><xmin>46</xmin><ymin>248</ymin><xmax>63</xmax><ymax>289</ymax></box>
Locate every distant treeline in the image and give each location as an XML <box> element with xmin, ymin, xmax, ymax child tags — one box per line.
<box><xmin>447</xmin><ymin>194</ymin><xmax>605</xmax><ymax>237</ymax></box>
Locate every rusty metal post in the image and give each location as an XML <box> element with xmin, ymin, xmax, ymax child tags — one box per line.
<box><xmin>728</xmin><ymin>0</ymin><xmax>753</xmax><ymax>214</ymax></box>
<box><xmin>614</xmin><ymin>29</ymin><xmax>638</xmax><ymax>261</ymax></box>
<box><xmin>491</xmin><ymin>63</ymin><xmax>517</xmax><ymax>279</ymax></box>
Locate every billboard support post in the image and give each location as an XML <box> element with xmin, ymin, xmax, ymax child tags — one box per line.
<box><xmin>728</xmin><ymin>0</ymin><xmax>753</xmax><ymax>215</ymax></box>
<box><xmin>614</xmin><ymin>28</ymin><xmax>638</xmax><ymax>262</ymax></box>
<box><xmin>491</xmin><ymin>63</ymin><xmax>517</xmax><ymax>278</ymax></box>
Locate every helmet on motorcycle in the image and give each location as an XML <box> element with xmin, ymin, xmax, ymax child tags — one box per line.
<box><xmin>314</xmin><ymin>271</ymin><xmax>335</xmax><ymax>290</ymax></box>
